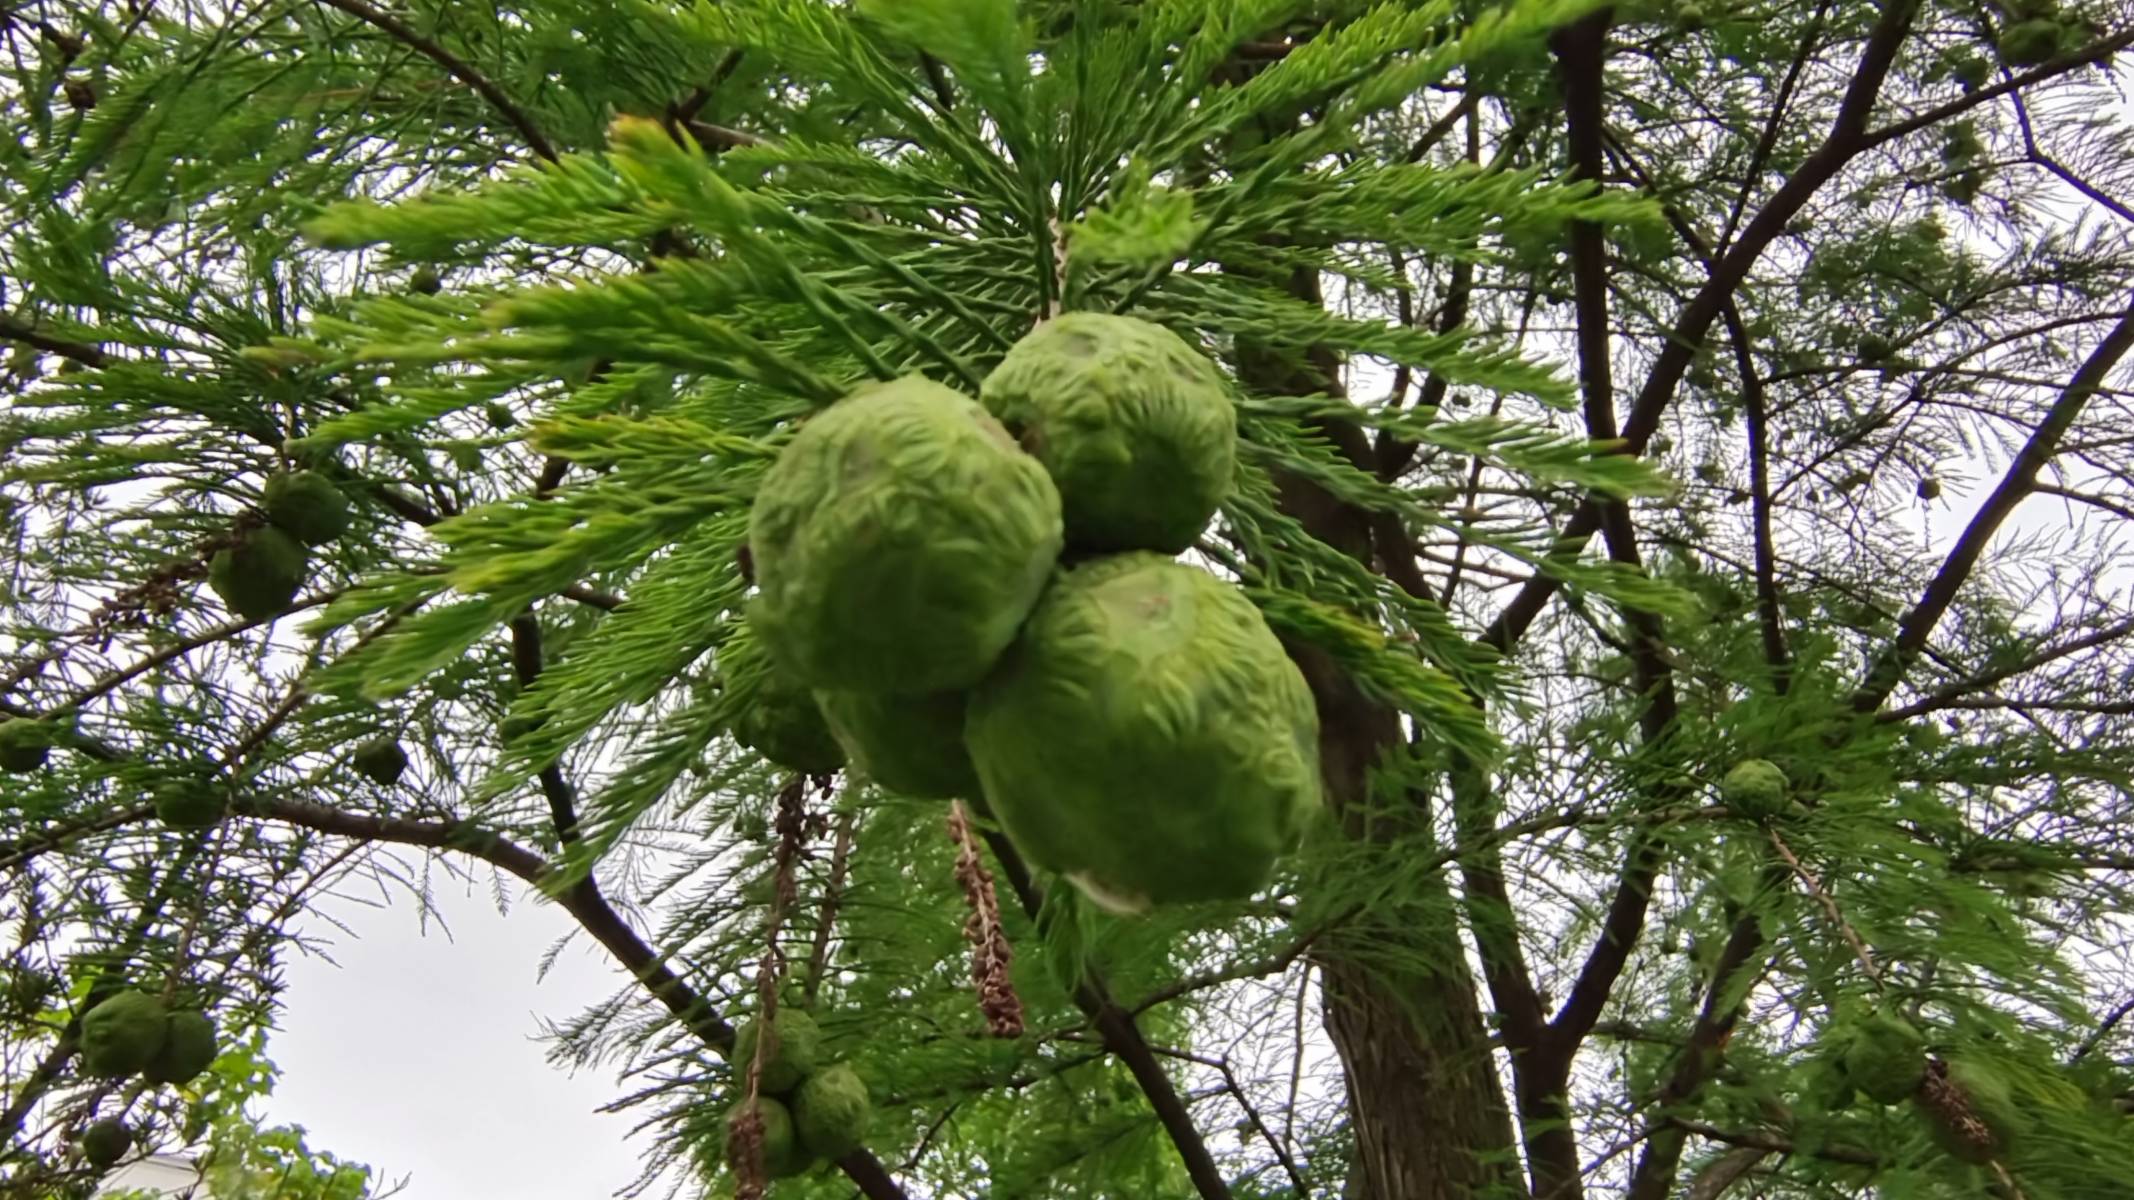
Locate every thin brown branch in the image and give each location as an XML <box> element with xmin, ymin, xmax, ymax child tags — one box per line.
<box><xmin>508</xmin><ymin>611</ymin><xmax>584</xmax><ymax>847</ymax></box>
<box><xmin>1725</xmin><ymin>302</ymin><xmax>1792</xmax><ymax>689</ymax></box>
<box><xmin>1879</xmin><ymin>614</ymin><xmax>2134</xmax><ymax>722</ymax></box>
<box><xmin>2072</xmin><ymin>995</ymin><xmax>2134</xmax><ymax>1063</ymax></box>
<box><xmin>1525</xmin><ymin>31</ymin><xmax>1678</xmax><ymax>1200</ymax></box>
<box><xmin>1685</xmin><ymin>1146</ymin><xmax>1773</xmax><ymax>1200</ymax></box>
<box><xmin>1862</xmin><ymin>28</ymin><xmax>2134</xmax><ymax>151</ymax></box>
<box><xmin>1768</xmin><ymin>828</ymin><xmax>1880</xmax><ymax>987</ymax></box>
<box><xmin>0</xmin><ymin>315</ymin><xmax>107</xmax><ymax>366</ymax></box>
<box><xmin>804</xmin><ymin>810</ymin><xmax>856</xmax><ymax>1007</ymax></box>
<box><xmin>2009</xmin><ymin>91</ymin><xmax>2134</xmax><ymax>225</ymax></box>
<box><xmin>1668</xmin><ymin>1117</ymin><xmax>1880</xmax><ymax>1167</ymax></box>
<box><xmin>670</xmin><ymin>49</ymin><xmax>746</xmax><ymax>125</ymax></box>
<box><xmin>1625</xmin><ymin>864</ymin><xmax>1790</xmax><ymax>1200</ymax></box>
<box><xmin>1208</xmin><ymin>1055</ymin><xmax>1307</xmax><ymax>1197</ymax></box>
<box><xmin>1716</xmin><ymin>3</ymin><xmax>1832</xmax><ymax>250</ymax></box>
<box><xmin>1400</xmin><ymin>92</ymin><xmax>1477</xmax><ymax>164</ymax></box>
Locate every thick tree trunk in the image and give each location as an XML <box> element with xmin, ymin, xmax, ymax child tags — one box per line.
<box><xmin>1235</xmin><ymin>278</ymin><xmax>1520</xmax><ymax>1200</ymax></box>
<box><xmin>1322</xmin><ymin>956</ymin><xmax>1520</xmax><ymax>1200</ymax></box>
<box><xmin>1290</xmin><ymin>636</ymin><xmax>1520</xmax><ymax>1200</ymax></box>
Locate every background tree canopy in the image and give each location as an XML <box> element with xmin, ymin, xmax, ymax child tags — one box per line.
<box><xmin>5</xmin><ymin>1</ymin><xmax>2134</xmax><ymax>1198</ymax></box>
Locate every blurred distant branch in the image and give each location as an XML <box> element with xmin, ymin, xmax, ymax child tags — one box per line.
<box><xmin>0</xmin><ymin>315</ymin><xmax>106</xmax><ymax>366</ymax></box>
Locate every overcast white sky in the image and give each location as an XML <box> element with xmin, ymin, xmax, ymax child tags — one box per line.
<box><xmin>263</xmin><ymin>884</ymin><xmax>644</xmax><ymax>1199</ymax></box>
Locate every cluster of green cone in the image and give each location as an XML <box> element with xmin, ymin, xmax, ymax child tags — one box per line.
<box><xmin>718</xmin><ymin>1008</ymin><xmax>872</xmax><ymax>1178</ymax></box>
<box><xmin>735</xmin><ymin>313</ymin><xmax>1323</xmax><ymax>914</ymax></box>
<box><xmin>73</xmin><ymin>989</ymin><xmax>221</xmax><ymax>1169</ymax></box>
<box><xmin>205</xmin><ymin>470</ymin><xmax>350</xmax><ymax>622</ymax></box>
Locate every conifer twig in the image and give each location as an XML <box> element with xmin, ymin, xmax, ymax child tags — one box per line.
<box><xmin>974</xmin><ymin>827</ymin><xmax>1232</xmax><ymax>1200</ymax></box>
<box><xmin>0</xmin><ymin>315</ymin><xmax>106</xmax><ymax>365</ymax></box>
<box><xmin>1766</xmin><ymin>827</ymin><xmax>1881</xmax><ymax>988</ymax></box>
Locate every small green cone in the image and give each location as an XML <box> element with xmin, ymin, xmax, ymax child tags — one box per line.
<box><xmin>207</xmin><ymin>525</ymin><xmax>309</xmax><ymax>621</ymax></box>
<box><xmin>143</xmin><ymin>1009</ymin><xmax>218</xmax><ymax>1086</ymax></box>
<box><xmin>730</xmin><ymin>1008</ymin><xmax>823</xmax><ymax>1096</ymax></box>
<box><xmin>80</xmin><ymin>1118</ymin><xmax>132</xmax><ymax>1168</ymax></box>
<box><xmin>80</xmin><ymin>990</ymin><xmax>168</xmax><ymax>1079</ymax></box>
<box><xmin>261</xmin><ymin>470</ymin><xmax>351</xmax><ymax>546</ymax></box>
<box><xmin>0</xmin><ymin>718</ymin><xmax>53</xmax><ymax>772</ymax></box>
<box><xmin>351</xmin><ymin>738</ymin><xmax>410</xmax><ymax>786</ymax></box>
<box><xmin>793</xmin><ymin>1062</ymin><xmax>871</xmax><ymax>1161</ymax></box>
<box><xmin>154</xmin><ymin>781</ymin><xmax>224</xmax><ymax>830</ymax></box>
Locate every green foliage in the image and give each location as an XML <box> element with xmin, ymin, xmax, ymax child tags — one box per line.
<box><xmin>1842</xmin><ymin>1011</ymin><xmax>1927</xmax><ymax>1104</ymax></box>
<box><xmin>1998</xmin><ymin>19</ymin><xmax>2070</xmax><ymax>67</ymax></box>
<box><xmin>1067</xmin><ymin>159</ymin><xmax>1210</xmax><ymax>270</ymax></box>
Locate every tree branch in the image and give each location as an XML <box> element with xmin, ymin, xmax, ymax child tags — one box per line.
<box><xmin>1669</xmin><ymin>1117</ymin><xmax>1880</xmax><ymax>1167</ymax></box>
<box><xmin>1861</xmin><ymin>28</ymin><xmax>2134</xmax><ymax>151</ymax></box>
<box><xmin>247</xmin><ymin>796</ymin><xmax>915</xmax><ymax>1199</ymax></box>
<box><xmin>1726</xmin><ymin>301</ymin><xmax>1793</xmax><ymax>689</ymax></box>
<box><xmin>1685</xmin><ymin>1146</ymin><xmax>1771</xmax><ymax>1200</ymax></box>
<box><xmin>2009</xmin><ymin>90</ymin><xmax>2134</xmax><ymax>226</ymax></box>
<box><xmin>1877</xmin><ymin>615</ymin><xmax>2134</xmax><ymax>722</ymax></box>
<box><xmin>1853</xmin><ymin>295</ymin><xmax>2134</xmax><ymax>714</ymax></box>
<box><xmin>1481</xmin><ymin>0</ymin><xmax>1925</xmax><ymax>657</ymax></box>
<box><xmin>313</xmin><ymin>0</ymin><xmax>560</xmax><ymax>163</ymax></box>
<box><xmin>1526</xmin><ymin>30</ymin><xmax>1677</xmax><ymax>1200</ymax></box>
<box><xmin>1624</xmin><ymin>866</ymin><xmax>1789</xmax><ymax>1200</ymax></box>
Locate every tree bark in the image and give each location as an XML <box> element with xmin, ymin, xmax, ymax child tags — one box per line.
<box><xmin>1235</xmin><ymin>266</ymin><xmax>1519</xmax><ymax>1200</ymax></box>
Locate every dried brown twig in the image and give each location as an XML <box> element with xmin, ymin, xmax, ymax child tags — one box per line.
<box><xmin>948</xmin><ymin>801</ymin><xmax>1023</xmax><ymax>1039</ymax></box>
